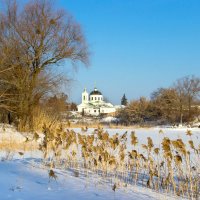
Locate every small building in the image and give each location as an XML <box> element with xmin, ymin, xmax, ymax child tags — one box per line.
<box><xmin>77</xmin><ymin>87</ymin><xmax>116</xmax><ymax>116</ymax></box>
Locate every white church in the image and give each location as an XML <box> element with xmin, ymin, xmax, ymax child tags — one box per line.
<box><xmin>77</xmin><ymin>87</ymin><xmax>117</xmax><ymax>116</ymax></box>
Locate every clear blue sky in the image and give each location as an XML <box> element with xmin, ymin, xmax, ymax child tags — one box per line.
<box><xmin>59</xmin><ymin>1</ymin><xmax>200</xmax><ymax>104</ymax></box>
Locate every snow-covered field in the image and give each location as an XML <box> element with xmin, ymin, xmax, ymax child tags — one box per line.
<box><xmin>0</xmin><ymin>125</ymin><xmax>199</xmax><ymax>200</ymax></box>
<box><xmin>1</xmin><ymin>124</ymin><xmax>199</xmax><ymax>147</ymax></box>
<box><xmin>71</xmin><ymin>127</ymin><xmax>200</xmax><ymax>149</ymax></box>
<box><xmin>0</xmin><ymin>159</ymin><xmax>178</xmax><ymax>200</ymax></box>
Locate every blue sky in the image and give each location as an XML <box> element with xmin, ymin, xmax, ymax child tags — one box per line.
<box><xmin>44</xmin><ymin>1</ymin><xmax>200</xmax><ymax>104</ymax></box>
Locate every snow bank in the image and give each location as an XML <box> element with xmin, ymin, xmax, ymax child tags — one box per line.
<box><xmin>0</xmin><ymin>160</ymin><xmax>179</xmax><ymax>200</ymax></box>
<box><xmin>0</xmin><ymin>124</ymin><xmax>26</xmax><ymax>143</ymax></box>
<box><xmin>101</xmin><ymin>116</ymin><xmax>119</xmax><ymax>123</ymax></box>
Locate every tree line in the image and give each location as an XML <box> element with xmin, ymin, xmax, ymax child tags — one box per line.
<box><xmin>0</xmin><ymin>0</ymin><xmax>88</xmax><ymax>131</ymax></box>
<box><xmin>118</xmin><ymin>75</ymin><xmax>200</xmax><ymax>125</ymax></box>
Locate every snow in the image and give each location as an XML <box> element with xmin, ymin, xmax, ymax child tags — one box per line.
<box><xmin>71</xmin><ymin>127</ymin><xmax>200</xmax><ymax>149</ymax></box>
<box><xmin>0</xmin><ymin>159</ymin><xmax>177</xmax><ymax>200</ymax></box>
<box><xmin>0</xmin><ymin>125</ymin><xmax>198</xmax><ymax>200</ymax></box>
<box><xmin>0</xmin><ymin>124</ymin><xmax>26</xmax><ymax>143</ymax></box>
<box><xmin>100</xmin><ymin>117</ymin><xmax>119</xmax><ymax>123</ymax></box>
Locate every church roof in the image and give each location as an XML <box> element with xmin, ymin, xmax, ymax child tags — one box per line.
<box><xmin>90</xmin><ymin>87</ymin><xmax>102</xmax><ymax>96</ymax></box>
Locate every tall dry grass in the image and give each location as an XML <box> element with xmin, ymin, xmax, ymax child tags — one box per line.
<box><xmin>0</xmin><ymin>123</ymin><xmax>199</xmax><ymax>199</ymax></box>
<box><xmin>32</xmin><ymin>107</ymin><xmax>61</xmax><ymax>132</ymax></box>
<box><xmin>38</xmin><ymin>127</ymin><xmax>199</xmax><ymax>199</ymax></box>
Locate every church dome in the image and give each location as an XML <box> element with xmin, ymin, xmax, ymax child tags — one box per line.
<box><xmin>90</xmin><ymin>88</ymin><xmax>102</xmax><ymax>96</ymax></box>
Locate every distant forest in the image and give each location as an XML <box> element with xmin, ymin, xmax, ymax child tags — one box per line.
<box><xmin>118</xmin><ymin>75</ymin><xmax>200</xmax><ymax>125</ymax></box>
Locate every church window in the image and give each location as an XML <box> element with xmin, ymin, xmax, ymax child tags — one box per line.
<box><xmin>98</xmin><ymin>97</ymin><xmax>100</xmax><ymax>100</ymax></box>
<box><xmin>95</xmin><ymin>97</ymin><xmax>97</xmax><ymax>100</ymax></box>
<box><xmin>84</xmin><ymin>96</ymin><xmax>85</xmax><ymax>100</ymax></box>
<box><xmin>94</xmin><ymin>110</ymin><xmax>96</xmax><ymax>112</ymax></box>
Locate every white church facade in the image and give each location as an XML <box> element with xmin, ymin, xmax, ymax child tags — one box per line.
<box><xmin>77</xmin><ymin>87</ymin><xmax>116</xmax><ymax>116</ymax></box>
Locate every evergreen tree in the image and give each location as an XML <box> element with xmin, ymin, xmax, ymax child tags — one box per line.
<box><xmin>121</xmin><ymin>94</ymin><xmax>128</xmax><ymax>106</ymax></box>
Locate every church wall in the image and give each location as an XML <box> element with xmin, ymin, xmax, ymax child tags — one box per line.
<box><xmin>77</xmin><ymin>106</ymin><xmax>116</xmax><ymax>116</ymax></box>
<box><xmin>90</xmin><ymin>95</ymin><xmax>103</xmax><ymax>102</ymax></box>
<box><xmin>84</xmin><ymin>108</ymin><xmax>100</xmax><ymax>116</ymax></box>
<box><xmin>100</xmin><ymin>107</ymin><xmax>116</xmax><ymax>114</ymax></box>
<box><xmin>77</xmin><ymin>105</ymin><xmax>84</xmax><ymax>113</ymax></box>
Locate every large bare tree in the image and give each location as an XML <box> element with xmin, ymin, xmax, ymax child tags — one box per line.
<box><xmin>0</xmin><ymin>0</ymin><xmax>89</xmax><ymax>129</ymax></box>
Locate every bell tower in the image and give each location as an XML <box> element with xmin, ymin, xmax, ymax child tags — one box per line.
<box><xmin>82</xmin><ymin>88</ymin><xmax>88</xmax><ymax>103</ymax></box>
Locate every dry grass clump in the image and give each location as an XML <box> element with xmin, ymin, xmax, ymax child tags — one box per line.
<box><xmin>0</xmin><ymin>131</ymin><xmax>39</xmax><ymax>152</ymax></box>
<box><xmin>48</xmin><ymin>169</ymin><xmax>57</xmax><ymax>182</ymax></box>
<box><xmin>37</xmin><ymin>126</ymin><xmax>199</xmax><ymax>199</ymax></box>
<box><xmin>32</xmin><ymin>107</ymin><xmax>61</xmax><ymax>132</ymax></box>
<box><xmin>1</xmin><ymin>124</ymin><xmax>199</xmax><ymax>199</ymax></box>
<box><xmin>131</xmin><ymin>131</ymin><xmax>138</xmax><ymax>146</ymax></box>
<box><xmin>0</xmin><ymin>141</ymin><xmax>38</xmax><ymax>152</ymax></box>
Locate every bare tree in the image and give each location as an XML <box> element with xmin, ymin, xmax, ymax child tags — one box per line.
<box><xmin>174</xmin><ymin>75</ymin><xmax>200</xmax><ymax>122</ymax></box>
<box><xmin>0</xmin><ymin>0</ymin><xmax>89</xmax><ymax>129</ymax></box>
